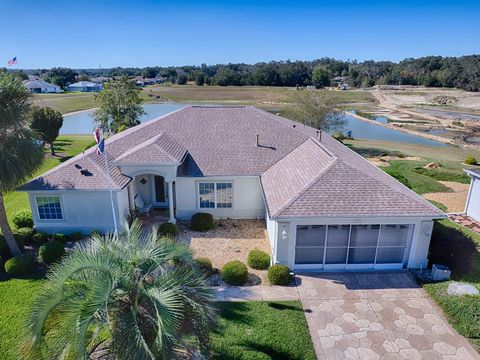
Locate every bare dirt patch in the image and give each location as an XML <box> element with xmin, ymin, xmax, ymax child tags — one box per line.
<box><xmin>368</xmin><ymin>155</ymin><xmax>423</xmax><ymax>167</ymax></box>
<box><xmin>177</xmin><ymin>219</ymin><xmax>270</xmax><ymax>284</ymax></box>
<box><xmin>422</xmin><ymin>181</ymin><xmax>470</xmax><ymax>212</ymax></box>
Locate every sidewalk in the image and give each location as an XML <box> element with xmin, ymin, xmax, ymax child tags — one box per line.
<box><xmin>212</xmin><ymin>284</ymin><xmax>299</xmax><ymax>301</ymax></box>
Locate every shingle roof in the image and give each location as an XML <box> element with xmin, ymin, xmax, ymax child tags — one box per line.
<box><xmin>23</xmin><ymin>80</ymin><xmax>59</xmax><ymax>89</ymax></box>
<box><xmin>19</xmin><ymin>105</ymin><xmax>445</xmax><ymax>219</ymax></box>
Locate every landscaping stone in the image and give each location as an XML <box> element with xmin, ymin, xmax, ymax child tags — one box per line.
<box><xmin>447</xmin><ymin>282</ymin><xmax>479</xmax><ymax>296</ymax></box>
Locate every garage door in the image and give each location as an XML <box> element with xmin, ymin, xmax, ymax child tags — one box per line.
<box><xmin>294</xmin><ymin>224</ymin><xmax>413</xmax><ymax>270</ymax></box>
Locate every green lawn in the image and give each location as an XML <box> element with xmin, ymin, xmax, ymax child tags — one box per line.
<box><xmin>211</xmin><ymin>301</ymin><xmax>316</xmax><ymax>360</ymax></box>
<box><xmin>4</xmin><ymin>135</ymin><xmax>92</xmax><ymax>226</ymax></box>
<box><xmin>423</xmin><ymin>220</ymin><xmax>480</xmax><ymax>352</ymax></box>
<box><xmin>0</xmin><ymin>275</ymin><xmax>44</xmax><ymax>360</ymax></box>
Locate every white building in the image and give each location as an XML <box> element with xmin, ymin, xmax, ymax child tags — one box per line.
<box><xmin>67</xmin><ymin>81</ymin><xmax>103</xmax><ymax>92</ymax></box>
<box><xmin>20</xmin><ymin>106</ymin><xmax>445</xmax><ymax>271</ymax></box>
<box><xmin>464</xmin><ymin>169</ymin><xmax>480</xmax><ymax>222</ymax></box>
<box><xmin>23</xmin><ymin>80</ymin><xmax>61</xmax><ymax>93</ymax></box>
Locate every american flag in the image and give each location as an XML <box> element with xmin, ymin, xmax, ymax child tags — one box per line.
<box><xmin>93</xmin><ymin>128</ymin><xmax>105</xmax><ymax>155</ymax></box>
<box><xmin>7</xmin><ymin>57</ymin><xmax>17</xmax><ymax>66</ymax></box>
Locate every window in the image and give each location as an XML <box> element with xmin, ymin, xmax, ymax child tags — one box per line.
<box><xmin>198</xmin><ymin>182</ymin><xmax>233</xmax><ymax>209</ymax></box>
<box><xmin>36</xmin><ymin>196</ymin><xmax>63</xmax><ymax>220</ymax></box>
<box><xmin>295</xmin><ymin>225</ymin><xmax>326</xmax><ymax>264</ymax></box>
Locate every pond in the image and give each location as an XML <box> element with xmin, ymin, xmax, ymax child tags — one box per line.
<box><xmin>61</xmin><ymin>103</ymin><xmax>447</xmax><ymax>147</ymax></box>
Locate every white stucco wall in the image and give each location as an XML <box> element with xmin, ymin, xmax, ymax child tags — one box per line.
<box><xmin>175</xmin><ymin>176</ymin><xmax>265</xmax><ymax>220</ymax></box>
<box><xmin>466</xmin><ymin>177</ymin><xmax>480</xmax><ymax>222</ymax></box>
<box><xmin>28</xmin><ymin>189</ymin><xmax>128</xmax><ymax>234</ymax></box>
<box><xmin>268</xmin><ymin>216</ymin><xmax>436</xmax><ymax>271</ymax></box>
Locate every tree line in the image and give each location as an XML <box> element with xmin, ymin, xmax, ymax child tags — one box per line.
<box><xmin>6</xmin><ymin>54</ymin><xmax>480</xmax><ymax>91</ymax></box>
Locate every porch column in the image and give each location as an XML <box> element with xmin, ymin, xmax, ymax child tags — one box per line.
<box><xmin>167</xmin><ymin>181</ymin><xmax>176</xmax><ymax>224</ymax></box>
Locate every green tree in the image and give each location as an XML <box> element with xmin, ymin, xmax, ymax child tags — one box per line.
<box><xmin>93</xmin><ymin>77</ymin><xmax>145</xmax><ymax>133</ymax></box>
<box><xmin>12</xmin><ymin>70</ymin><xmax>28</xmax><ymax>81</ymax></box>
<box><xmin>23</xmin><ymin>220</ymin><xmax>216</xmax><ymax>359</ymax></box>
<box><xmin>177</xmin><ymin>74</ymin><xmax>188</xmax><ymax>85</ymax></box>
<box><xmin>288</xmin><ymin>89</ymin><xmax>344</xmax><ymax>132</ymax></box>
<box><xmin>30</xmin><ymin>106</ymin><xmax>64</xmax><ymax>155</ymax></box>
<box><xmin>312</xmin><ymin>66</ymin><xmax>331</xmax><ymax>88</ymax></box>
<box><xmin>142</xmin><ymin>67</ymin><xmax>158</xmax><ymax>78</ymax></box>
<box><xmin>0</xmin><ymin>73</ymin><xmax>44</xmax><ymax>256</ymax></box>
<box><xmin>195</xmin><ymin>72</ymin><xmax>205</xmax><ymax>86</ymax></box>
<box><xmin>46</xmin><ymin>67</ymin><xmax>77</xmax><ymax>89</ymax></box>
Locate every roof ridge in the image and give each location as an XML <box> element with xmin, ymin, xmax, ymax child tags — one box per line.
<box><xmin>114</xmin><ymin>133</ymin><xmax>163</xmax><ymax>162</ymax></box>
<box><xmin>269</xmin><ymin>148</ymin><xmax>339</xmax><ymax>218</ymax></box>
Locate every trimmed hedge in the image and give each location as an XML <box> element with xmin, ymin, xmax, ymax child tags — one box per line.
<box><xmin>39</xmin><ymin>241</ymin><xmax>65</xmax><ymax>265</ymax></box>
<box><xmin>194</xmin><ymin>257</ymin><xmax>214</xmax><ymax>277</ymax></box>
<box><xmin>222</xmin><ymin>260</ymin><xmax>248</xmax><ymax>285</ymax></box>
<box><xmin>159</xmin><ymin>222</ymin><xmax>178</xmax><ymax>237</ymax></box>
<box><xmin>13</xmin><ymin>228</ymin><xmax>34</xmax><ymax>247</ymax></box>
<box><xmin>190</xmin><ymin>213</ymin><xmax>214</xmax><ymax>232</ymax></box>
<box><xmin>12</xmin><ymin>211</ymin><xmax>34</xmax><ymax>228</ymax></box>
<box><xmin>4</xmin><ymin>253</ymin><xmax>36</xmax><ymax>277</ymax></box>
<box><xmin>247</xmin><ymin>249</ymin><xmax>270</xmax><ymax>270</ymax></box>
<box><xmin>33</xmin><ymin>232</ymin><xmax>49</xmax><ymax>244</ymax></box>
<box><xmin>267</xmin><ymin>264</ymin><xmax>292</xmax><ymax>285</ymax></box>
<box><xmin>52</xmin><ymin>233</ymin><xmax>67</xmax><ymax>242</ymax></box>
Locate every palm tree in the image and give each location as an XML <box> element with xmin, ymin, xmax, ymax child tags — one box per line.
<box><xmin>0</xmin><ymin>73</ymin><xmax>44</xmax><ymax>256</ymax></box>
<box><xmin>23</xmin><ymin>220</ymin><xmax>216</xmax><ymax>360</ymax></box>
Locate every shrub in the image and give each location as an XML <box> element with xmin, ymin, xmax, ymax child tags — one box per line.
<box><xmin>33</xmin><ymin>232</ymin><xmax>49</xmax><ymax>244</ymax></box>
<box><xmin>159</xmin><ymin>222</ymin><xmax>177</xmax><ymax>237</ymax></box>
<box><xmin>190</xmin><ymin>213</ymin><xmax>214</xmax><ymax>232</ymax></box>
<box><xmin>69</xmin><ymin>232</ymin><xmax>84</xmax><ymax>241</ymax></box>
<box><xmin>267</xmin><ymin>264</ymin><xmax>292</xmax><ymax>285</ymax></box>
<box><xmin>39</xmin><ymin>241</ymin><xmax>65</xmax><ymax>265</ymax></box>
<box><xmin>12</xmin><ymin>210</ymin><xmax>34</xmax><ymax>228</ymax></box>
<box><xmin>247</xmin><ymin>249</ymin><xmax>270</xmax><ymax>270</ymax></box>
<box><xmin>465</xmin><ymin>155</ymin><xmax>478</xmax><ymax>165</ymax></box>
<box><xmin>194</xmin><ymin>257</ymin><xmax>214</xmax><ymax>277</ymax></box>
<box><xmin>222</xmin><ymin>260</ymin><xmax>248</xmax><ymax>285</ymax></box>
<box><xmin>53</xmin><ymin>233</ymin><xmax>67</xmax><ymax>242</ymax></box>
<box><xmin>384</xmin><ymin>167</ymin><xmax>412</xmax><ymax>189</ymax></box>
<box><xmin>13</xmin><ymin>227</ymin><xmax>34</xmax><ymax>247</ymax></box>
<box><xmin>4</xmin><ymin>253</ymin><xmax>36</xmax><ymax>277</ymax></box>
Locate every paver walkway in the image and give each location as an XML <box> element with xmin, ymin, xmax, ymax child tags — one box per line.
<box><xmin>449</xmin><ymin>213</ymin><xmax>480</xmax><ymax>233</ymax></box>
<box><xmin>213</xmin><ymin>271</ymin><xmax>480</xmax><ymax>360</ymax></box>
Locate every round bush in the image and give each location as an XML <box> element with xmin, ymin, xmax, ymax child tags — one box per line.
<box><xmin>39</xmin><ymin>241</ymin><xmax>65</xmax><ymax>265</ymax></box>
<box><xmin>247</xmin><ymin>249</ymin><xmax>270</xmax><ymax>270</ymax></box>
<box><xmin>190</xmin><ymin>213</ymin><xmax>214</xmax><ymax>232</ymax></box>
<box><xmin>222</xmin><ymin>260</ymin><xmax>248</xmax><ymax>286</ymax></box>
<box><xmin>194</xmin><ymin>257</ymin><xmax>213</xmax><ymax>277</ymax></box>
<box><xmin>159</xmin><ymin>222</ymin><xmax>177</xmax><ymax>237</ymax></box>
<box><xmin>12</xmin><ymin>211</ymin><xmax>34</xmax><ymax>228</ymax></box>
<box><xmin>465</xmin><ymin>155</ymin><xmax>478</xmax><ymax>165</ymax></box>
<box><xmin>33</xmin><ymin>232</ymin><xmax>49</xmax><ymax>244</ymax></box>
<box><xmin>52</xmin><ymin>233</ymin><xmax>67</xmax><ymax>242</ymax></box>
<box><xmin>4</xmin><ymin>253</ymin><xmax>36</xmax><ymax>277</ymax></box>
<box><xmin>267</xmin><ymin>264</ymin><xmax>292</xmax><ymax>285</ymax></box>
<box><xmin>13</xmin><ymin>227</ymin><xmax>34</xmax><ymax>247</ymax></box>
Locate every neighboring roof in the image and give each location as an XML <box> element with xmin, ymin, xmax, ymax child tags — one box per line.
<box><xmin>68</xmin><ymin>81</ymin><xmax>101</xmax><ymax>87</ymax></box>
<box><xmin>465</xmin><ymin>169</ymin><xmax>480</xmax><ymax>178</ymax></box>
<box><xmin>20</xmin><ymin>105</ymin><xmax>445</xmax><ymax>219</ymax></box>
<box><xmin>23</xmin><ymin>80</ymin><xmax>59</xmax><ymax>89</ymax></box>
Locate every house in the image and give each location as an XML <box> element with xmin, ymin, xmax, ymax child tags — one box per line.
<box><xmin>19</xmin><ymin>106</ymin><xmax>445</xmax><ymax>271</ymax></box>
<box><xmin>135</xmin><ymin>77</ymin><xmax>157</xmax><ymax>87</ymax></box>
<box><xmin>464</xmin><ymin>169</ymin><xmax>480</xmax><ymax>222</ymax></box>
<box><xmin>23</xmin><ymin>79</ymin><xmax>61</xmax><ymax>93</ymax></box>
<box><xmin>67</xmin><ymin>81</ymin><xmax>103</xmax><ymax>92</ymax></box>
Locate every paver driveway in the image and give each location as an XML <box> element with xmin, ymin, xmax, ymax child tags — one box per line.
<box><xmin>297</xmin><ymin>272</ymin><xmax>479</xmax><ymax>360</ymax></box>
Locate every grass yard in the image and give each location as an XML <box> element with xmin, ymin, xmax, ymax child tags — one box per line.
<box><xmin>424</xmin><ymin>220</ymin><xmax>480</xmax><ymax>352</ymax></box>
<box><xmin>4</xmin><ymin>135</ymin><xmax>93</xmax><ymax>226</ymax></box>
<box><xmin>211</xmin><ymin>301</ymin><xmax>316</xmax><ymax>360</ymax></box>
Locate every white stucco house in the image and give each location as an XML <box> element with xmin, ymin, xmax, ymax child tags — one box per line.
<box><xmin>464</xmin><ymin>169</ymin><xmax>480</xmax><ymax>222</ymax></box>
<box><xmin>23</xmin><ymin>79</ymin><xmax>61</xmax><ymax>93</ymax></box>
<box><xmin>67</xmin><ymin>81</ymin><xmax>103</xmax><ymax>92</ymax></box>
<box><xmin>20</xmin><ymin>106</ymin><xmax>445</xmax><ymax>271</ymax></box>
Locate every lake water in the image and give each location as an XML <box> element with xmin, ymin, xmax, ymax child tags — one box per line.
<box><xmin>61</xmin><ymin>103</ymin><xmax>447</xmax><ymax>147</ymax></box>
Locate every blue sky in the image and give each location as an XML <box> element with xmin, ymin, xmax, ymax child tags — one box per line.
<box><xmin>1</xmin><ymin>0</ymin><xmax>479</xmax><ymax>69</ymax></box>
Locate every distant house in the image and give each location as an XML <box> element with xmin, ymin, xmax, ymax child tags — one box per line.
<box><xmin>90</xmin><ymin>76</ymin><xmax>112</xmax><ymax>83</ymax></box>
<box><xmin>23</xmin><ymin>80</ymin><xmax>61</xmax><ymax>93</ymax></box>
<box><xmin>67</xmin><ymin>81</ymin><xmax>103</xmax><ymax>92</ymax></box>
<box><xmin>464</xmin><ymin>169</ymin><xmax>480</xmax><ymax>221</ymax></box>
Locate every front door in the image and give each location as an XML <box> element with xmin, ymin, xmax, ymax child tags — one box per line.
<box><xmin>154</xmin><ymin>176</ymin><xmax>167</xmax><ymax>207</ymax></box>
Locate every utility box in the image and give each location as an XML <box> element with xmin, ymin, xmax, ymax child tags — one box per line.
<box><xmin>432</xmin><ymin>264</ymin><xmax>451</xmax><ymax>281</ymax></box>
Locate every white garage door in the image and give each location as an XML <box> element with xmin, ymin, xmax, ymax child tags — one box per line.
<box><xmin>294</xmin><ymin>224</ymin><xmax>413</xmax><ymax>270</ymax></box>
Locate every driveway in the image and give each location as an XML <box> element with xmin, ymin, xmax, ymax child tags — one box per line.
<box><xmin>297</xmin><ymin>272</ymin><xmax>479</xmax><ymax>360</ymax></box>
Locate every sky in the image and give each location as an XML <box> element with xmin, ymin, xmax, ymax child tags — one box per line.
<box><xmin>1</xmin><ymin>0</ymin><xmax>479</xmax><ymax>69</ymax></box>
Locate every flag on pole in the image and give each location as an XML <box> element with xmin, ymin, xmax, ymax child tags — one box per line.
<box><xmin>93</xmin><ymin>128</ymin><xmax>105</xmax><ymax>154</ymax></box>
<box><xmin>7</xmin><ymin>57</ymin><xmax>17</xmax><ymax>66</ymax></box>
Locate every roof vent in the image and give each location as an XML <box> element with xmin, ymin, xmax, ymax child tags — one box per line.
<box><xmin>292</xmin><ymin>124</ymin><xmax>296</xmax><ymax>128</ymax></box>
<box><xmin>74</xmin><ymin>164</ymin><xmax>82</xmax><ymax>169</ymax></box>
<box><xmin>317</xmin><ymin>130</ymin><xmax>322</xmax><ymax>142</ymax></box>
<box><xmin>256</xmin><ymin>134</ymin><xmax>259</xmax><ymax>147</ymax></box>
<box><xmin>80</xmin><ymin>169</ymin><xmax>92</xmax><ymax>176</ymax></box>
